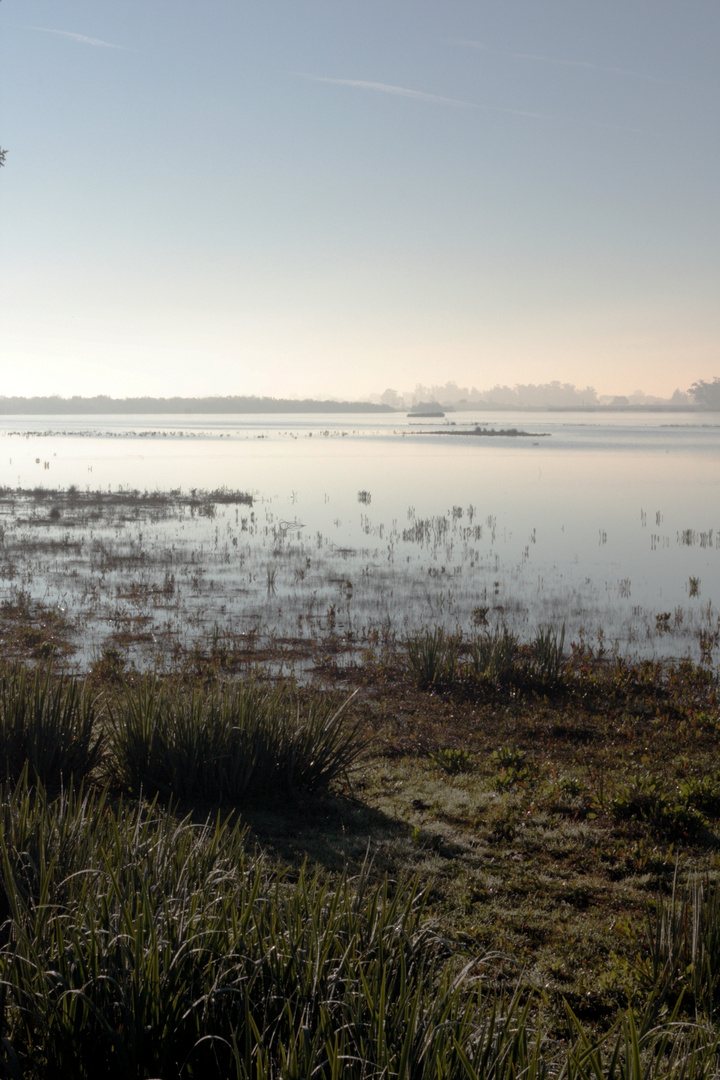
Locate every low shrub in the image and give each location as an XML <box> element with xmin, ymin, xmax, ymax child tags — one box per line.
<box><xmin>488</xmin><ymin>747</ymin><xmax>538</xmax><ymax>791</ymax></box>
<box><xmin>429</xmin><ymin>747</ymin><xmax>473</xmax><ymax>774</ymax></box>
<box><xmin>678</xmin><ymin>774</ymin><xmax>720</xmax><ymax>817</ymax></box>
<box><xmin>612</xmin><ymin>774</ymin><xmax>707</xmax><ymax>839</ymax></box>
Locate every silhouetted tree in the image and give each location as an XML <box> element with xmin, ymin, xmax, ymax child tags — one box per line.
<box><xmin>0</xmin><ymin>148</ymin><xmax>7</xmax><ymax>167</ymax></box>
<box><xmin>689</xmin><ymin>378</ymin><xmax>720</xmax><ymax>409</ymax></box>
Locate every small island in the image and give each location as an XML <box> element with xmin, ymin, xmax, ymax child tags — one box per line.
<box><xmin>425</xmin><ymin>425</ymin><xmax>550</xmax><ymax>437</ymax></box>
<box><xmin>407</xmin><ymin>400</ymin><xmax>446</xmax><ymax>418</ymax></box>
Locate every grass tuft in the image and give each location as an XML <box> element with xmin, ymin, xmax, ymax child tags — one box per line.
<box><xmin>0</xmin><ymin>665</ymin><xmax>102</xmax><ymax>792</ymax></box>
<box><xmin>641</xmin><ymin>874</ymin><xmax>720</xmax><ymax>1023</ymax></box>
<box><xmin>470</xmin><ymin>626</ymin><xmax>521</xmax><ymax>685</ymax></box>
<box><xmin>0</xmin><ymin>776</ymin><xmax>535</xmax><ymax>1079</ymax></box>
<box><xmin>531</xmin><ymin>622</ymin><xmax>566</xmax><ymax>687</ymax></box>
<box><xmin>108</xmin><ymin>679</ymin><xmax>364</xmax><ymax>803</ymax></box>
<box><xmin>406</xmin><ymin>628</ymin><xmax>458</xmax><ymax>690</ymax></box>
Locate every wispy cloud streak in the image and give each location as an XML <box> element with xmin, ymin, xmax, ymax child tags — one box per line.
<box><xmin>446</xmin><ymin>39</ymin><xmax>667</xmax><ymax>84</ymax></box>
<box><xmin>298</xmin><ymin>74</ymin><xmax>648</xmax><ymax>134</ymax></box>
<box><xmin>29</xmin><ymin>27</ymin><xmax>123</xmax><ymax>49</ymax></box>
<box><xmin>298</xmin><ymin>75</ymin><xmax>554</xmax><ymax>121</ymax></box>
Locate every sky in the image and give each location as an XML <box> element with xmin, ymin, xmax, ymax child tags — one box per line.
<box><xmin>1</xmin><ymin>1</ymin><xmax>719</xmax><ymax>401</ymax></box>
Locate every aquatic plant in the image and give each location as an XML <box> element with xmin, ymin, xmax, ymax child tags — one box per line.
<box><xmin>266</xmin><ymin>564</ymin><xmax>277</xmax><ymax>594</ymax></box>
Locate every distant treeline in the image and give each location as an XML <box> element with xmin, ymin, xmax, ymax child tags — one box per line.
<box><xmin>376</xmin><ymin>379</ymin><xmax>720</xmax><ymax>411</ymax></box>
<box><xmin>0</xmin><ymin>396</ymin><xmax>394</xmax><ymax>415</ymax></box>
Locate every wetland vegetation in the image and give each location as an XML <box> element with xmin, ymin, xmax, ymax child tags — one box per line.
<box><xmin>1</xmin><ymin>618</ymin><xmax>720</xmax><ymax>1074</ymax></box>
<box><xmin>1</xmin><ymin>482</ymin><xmax>717</xmax><ymax>673</ymax></box>
<box><xmin>1</xmin><ymin>470</ymin><xmax>720</xmax><ymax>1075</ymax></box>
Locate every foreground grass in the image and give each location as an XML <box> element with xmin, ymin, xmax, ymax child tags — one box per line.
<box><xmin>1</xmin><ymin>779</ymin><xmax>720</xmax><ymax>1079</ymax></box>
<box><xmin>1</xmin><ymin>781</ymin><xmax>502</xmax><ymax>1079</ymax></box>
<box><xmin>0</xmin><ymin>641</ymin><xmax>719</xmax><ymax>1075</ymax></box>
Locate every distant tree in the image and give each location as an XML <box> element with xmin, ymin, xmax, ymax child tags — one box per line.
<box><xmin>380</xmin><ymin>388</ymin><xmax>402</xmax><ymax>407</ymax></box>
<box><xmin>689</xmin><ymin>378</ymin><xmax>720</xmax><ymax>409</ymax></box>
<box><xmin>0</xmin><ymin>147</ymin><xmax>7</xmax><ymax>168</ymax></box>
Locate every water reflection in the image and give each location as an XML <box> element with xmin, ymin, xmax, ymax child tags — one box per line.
<box><xmin>0</xmin><ymin>412</ymin><xmax>718</xmax><ymax>667</ymax></box>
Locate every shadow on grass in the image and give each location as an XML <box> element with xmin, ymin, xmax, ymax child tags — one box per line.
<box><xmin>238</xmin><ymin>791</ymin><xmax>419</xmax><ymax>874</ymax></box>
<box><xmin>177</xmin><ymin>784</ymin><xmax>463</xmax><ymax>879</ymax></box>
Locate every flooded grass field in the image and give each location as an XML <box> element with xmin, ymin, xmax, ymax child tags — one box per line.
<box><xmin>1</xmin><ymin>410</ymin><xmax>719</xmax><ymax>671</ymax></box>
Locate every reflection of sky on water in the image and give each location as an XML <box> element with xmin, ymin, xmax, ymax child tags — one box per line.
<box><xmin>1</xmin><ymin>412</ymin><xmax>719</xmax><ymax>662</ymax></box>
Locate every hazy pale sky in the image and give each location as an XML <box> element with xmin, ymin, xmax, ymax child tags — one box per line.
<box><xmin>1</xmin><ymin>1</ymin><xmax>718</xmax><ymax>399</ymax></box>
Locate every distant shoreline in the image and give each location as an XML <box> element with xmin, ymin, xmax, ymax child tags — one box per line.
<box><xmin>447</xmin><ymin>404</ymin><xmax>715</xmax><ymax>413</ymax></box>
<box><xmin>0</xmin><ymin>396</ymin><xmax>716</xmax><ymax>416</ymax></box>
<box><xmin>0</xmin><ymin>396</ymin><xmax>393</xmax><ymax>416</ymax></box>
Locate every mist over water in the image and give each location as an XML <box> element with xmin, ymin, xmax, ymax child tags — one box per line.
<box><xmin>1</xmin><ymin>411</ymin><xmax>719</xmax><ymax>665</ymax></box>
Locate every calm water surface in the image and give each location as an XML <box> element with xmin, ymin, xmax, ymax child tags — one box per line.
<box><xmin>1</xmin><ymin>411</ymin><xmax>719</xmax><ymax>663</ymax></box>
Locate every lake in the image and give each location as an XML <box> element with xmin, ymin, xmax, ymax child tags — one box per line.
<box><xmin>1</xmin><ymin>410</ymin><xmax>718</xmax><ymax>669</ymax></box>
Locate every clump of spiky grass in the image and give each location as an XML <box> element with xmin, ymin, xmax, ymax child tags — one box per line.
<box><xmin>107</xmin><ymin>679</ymin><xmax>364</xmax><ymax>803</ymax></box>
<box><xmin>0</xmin><ymin>665</ymin><xmax>102</xmax><ymax>791</ymax></box>
<box><xmin>641</xmin><ymin>874</ymin><xmax>720</xmax><ymax>1022</ymax></box>
<box><xmin>406</xmin><ymin>628</ymin><xmax>459</xmax><ymax>690</ymax></box>
<box><xmin>468</xmin><ymin>625</ymin><xmax>568</xmax><ymax>694</ymax></box>
<box><xmin>470</xmin><ymin>626</ymin><xmax>521</xmax><ymax>685</ymax></box>
<box><xmin>531</xmin><ymin>623</ymin><xmax>566</xmax><ymax>688</ymax></box>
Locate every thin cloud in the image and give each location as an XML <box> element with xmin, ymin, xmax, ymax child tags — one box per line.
<box><xmin>298</xmin><ymin>74</ymin><xmax>648</xmax><ymax>134</ymax></box>
<box><xmin>446</xmin><ymin>38</ymin><xmax>667</xmax><ymax>85</ymax></box>
<box><xmin>298</xmin><ymin>75</ymin><xmax>554</xmax><ymax>121</ymax></box>
<box><xmin>29</xmin><ymin>26</ymin><xmax>124</xmax><ymax>49</ymax></box>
